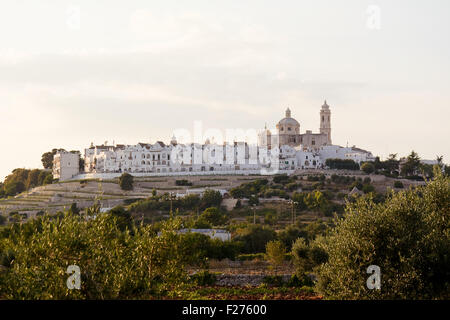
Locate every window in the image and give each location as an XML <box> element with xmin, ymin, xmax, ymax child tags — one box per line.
<box><xmin>312</xmin><ymin>140</ymin><xmax>315</xmax><ymax>145</ymax></box>
<box><xmin>288</xmin><ymin>127</ymin><xmax>291</xmax><ymax>131</ymax></box>
<box><xmin>322</xmin><ymin>116</ymin><xmax>324</xmax><ymax>122</ymax></box>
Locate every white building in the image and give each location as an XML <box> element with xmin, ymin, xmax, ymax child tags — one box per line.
<box><xmin>53</xmin><ymin>151</ymin><xmax>80</xmax><ymax>181</ymax></box>
<box><xmin>53</xmin><ymin>104</ymin><xmax>375</xmax><ymax>181</ymax></box>
<box><xmin>177</xmin><ymin>229</ymin><xmax>231</xmax><ymax>241</ymax></box>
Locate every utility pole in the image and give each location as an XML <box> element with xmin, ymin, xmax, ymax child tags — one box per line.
<box><xmin>290</xmin><ymin>200</ymin><xmax>298</xmax><ymax>225</ymax></box>
<box><xmin>251</xmin><ymin>194</ymin><xmax>257</xmax><ymax>224</ymax></box>
<box><xmin>169</xmin><ymin>192</ymin><xmax>173</xmax><ymax>219</ymax></box>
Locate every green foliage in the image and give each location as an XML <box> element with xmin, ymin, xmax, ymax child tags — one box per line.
<box><xmin>41</xmin><ymin>150</ymin><xmax>58</xmax><ymax>169</ymax></box>
<box><xmin>361</xmin><ymin>162</ymin><xmax>375</xmax><ymax>174</ymax></box>
<box><xmin>330</xmin><ymin>174</ymin><xmax>355</xmax><ymax>184</ymax></box>
<box><xmin>394</xmin><ymin>181</ymin><xmax>404</xmax><ymax>188</ymax></box>
<box><xmin>278</xmin><ymin>226</ymin><xmax>306</xmax><ymax>250</ymax></box>
<box><xmin>175</xmin><ymin>179</ymin><xmax>192</xmax><ymax>186</ymax></box>
<box><xmin>248</xmin><ymin>194</ymin><xmax>259</xmax><ymax>206</ymax></box>
<box><xmin>180</xmin><ymin>194</ymin><xmax>201</xmax><ymax>210</ymax></box>
<box><xmin>0</xmin><ymin>168</ymin><xmax>53</xmax><ymax>198</ymax></box>
<box><xmin>0</xmin><ymin>213</ymin><xmax>189</xmax><ymax>299</ymax></box>
<box><xmin>291</xmin><ymin>238</ymin><xmax>328</xmax><ymax>276</ymax></box>
<box><xmin>119</xmin><ymin>173</ymin><xmax>134</xmax><ymax>191</ymax></box>
<box><xmin>316</xmin><ymin>172</ymin><xmax>450</xmax><ymax>299</ymax></box>
<box><xmin>304</xmin><ymin>190</ymin><xmax>326</xmax><ymax>210</ymax></box>
<box><xmin>200</xmin><ymin>207</ymin><xmax>228</xmax><ymax>226</ymax></box>
<box><xmin>43</xmin><ymin>174</ymin><xmax>54</xmax><ymax>185</ymax></box>
<box><xmin>362</xmin><ymin>184</ymin><xmax>375</xmax><ymax>194</ymax></box>
<box><xmin>233</xmin><ymin>225</ymin><xmax>277</xmax><ymax>253</ymax></box>
<box><xmin>180</xmin><ymin>233</ymin><xmax>242</xmax><ymax>265</ymax></box>
<box><xmin>273</xmin><ymin>174</ymin><xmax>289</xmax><ymax>184</ymax></box>
<box><xmin>229</xmin><ymin>179</ymin><xmax>268</xmax><ymax>199</ymax></box>
<box><xmin>325</xmin><ymin>159</ymin><xmax>360</xmax><ymax>170</ymax></box>
<box><xmin>68</xmin><ymin>203</ymin><xmax>80</xmax><ymax>215</ymax></box>
<box><xmin>190</xmin><ymin>271</ymin><xmax>217</xmax><ymax>286</ymax></box>
<box><xmin>200</xmin><ymin>189</ymin><xmax>222</xmax><ymax>209</ymax></box>
<box><xmin>108</xmin><ymin>206</ymin><xmax>133</xmax><ymax>231</ymax></box>
<box><xmin>265</xmin><ymin>240</ymin><xmax>286</xmax><ymax>273</ymax></box>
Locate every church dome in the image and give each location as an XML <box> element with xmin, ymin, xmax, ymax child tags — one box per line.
<box><xmin>277</xmin><ymin>108</ymin><xmax>300</xmax><ymax>128</ymax></box>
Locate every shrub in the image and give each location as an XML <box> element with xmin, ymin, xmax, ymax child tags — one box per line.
<box><xmin>190</xmin><ymin>271</ymin><xmax>217</xmax><ymax>286</ymax></box>
<box><xmin>361</xmin><ymin>162</ymin><xmax>375</xmax><ymax>174</ymax></box>
<box><xmin>265</xmin><ymin>240</ymin><xmax>286</xmax><ymax>273</ymax></box>
<box><xmin>325</xmin><ymin>159</ymin><xmax>360</xmax><ymax>170</ymax></box>
<box><xmin>362</xmin><ymin>184</ymin><xmax>375</xmax><ymax>194</ymax></box>
<box><xmin>119</xmin><ymin>173</ymin><xmax>134</xmax><ymax>190</ymax></box>
<box><xmin>175</xmin><ymin>179</ymin><xmax>192</xmax><ymax>186</ymax></box>
<box><xmin>201</xmin><ymin>189</ymin><xmax>222</xmax><ymax>209</ymax></box>
<box><xmin>394</xmin><ymin>181</ymin><xmax>404</xmax><ymax>188</ymax></box>
<box><xmin>233</xmin><ymin>225</ymin><xmax>277</xmax><ymax>253</ymax></box>
<box><xmin>0</xmin><ymin>214</ymin><xmax>189</xmax><ymax>299</ymax></box>
<box><xmin>273</xmin><ymin>174</ymin><xmax>289</xmax><ymax>184</ymax></box>
<box><xmin>316</xmin><ymin>172</ymin><xmax>450</xmax><ymax>299</ymax></box>
<box><xmin>200</xmin><ymin>207</ymin><xmax>227</xmax><ymax>226</ymax></box>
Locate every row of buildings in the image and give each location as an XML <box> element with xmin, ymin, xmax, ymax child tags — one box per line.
<box><xmin>53</xmin><ymin>102</ymin><xmax>375</xmax><ymax>181</ymax></box>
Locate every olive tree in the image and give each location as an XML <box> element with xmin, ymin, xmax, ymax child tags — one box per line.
<box><xmin>316</xmin><ymin>169</ymin><xmax>449</xmax><ymax>299</ymax></box>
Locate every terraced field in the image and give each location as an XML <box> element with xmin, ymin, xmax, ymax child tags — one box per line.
<box><xmin>0</xmin><ymin>175</ymin><xmax>268</xmax><ymax>220</ymax></box>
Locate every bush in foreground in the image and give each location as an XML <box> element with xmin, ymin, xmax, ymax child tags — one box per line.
<box><xmin>316</xmin><ymin>170</ymin><xmax>449</xmax><ymax>299</ymax></box>
<box><xmin>0</xmin><ymin>214</ymin><xmax>188</xmax><ymax>299</ymax></box>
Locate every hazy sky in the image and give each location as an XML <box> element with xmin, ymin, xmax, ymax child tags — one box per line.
<box><xmin>1</xmin><ymin>0</ymin><xmax>449</xmax><ymax>180</ymax></box>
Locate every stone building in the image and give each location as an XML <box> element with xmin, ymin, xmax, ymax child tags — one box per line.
<box><xmin>53</xmin><ymin>151</ymin><xmax>80</xmax><ymax>181</ymax></box>
<box><xmin>258</xmin><ymin>101</ymin><xmax>332</xmax><ymax>149</ymax></box>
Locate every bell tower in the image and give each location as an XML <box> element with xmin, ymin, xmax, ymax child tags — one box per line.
<box><xmin>320</xmin><ymin>100</ymin><xmax>332</xmax><ymax>145</ymax></box>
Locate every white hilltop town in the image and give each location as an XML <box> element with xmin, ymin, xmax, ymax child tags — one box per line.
<box><xmin>53</xmin><ymin>101</ymin><xmax>375</xmax><ymax>181</ymax></box>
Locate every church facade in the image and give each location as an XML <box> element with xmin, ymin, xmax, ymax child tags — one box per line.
<box><xmin>258</xmin><ymin>101</ymin><xmax>332</xmax><ymax>150</ymax></box>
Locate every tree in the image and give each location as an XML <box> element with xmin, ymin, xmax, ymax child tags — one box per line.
<box><xmin>0</xmin><ymin>214</ymin><xmax>189</xmax><ymax>299</ymax></box>
<box><xmin>233</xmin><ymin>225</ymin><xmax>277</xmax><ymax>253</ymax></box>
<box><xmin>43</xmin><ymin>173</ymin><xmax>53</xmax><ymax>185</ymax></box>
<box><xmin>180</xmin><ymin>194</ymin><xmax>200</xmax><ymax>211</ymax></box>
<box><xmin>248</xmin><ymin>194</ymin><xmax>259</xmax><ymax>206</ymax></box>
<box><xmin>361</xmin><ymin>162</ymin><xmax>375</xmax><ymax>174</ymax></box>
<box><xmin>265</xmin><ymin>240</ymin><xmax>286</xmax><ymax>274</ymax></box>
<box><xmin>316</xmin><ymin>172</ymin><xmax>450</xmax><ymax>299</ymax></box>
<box><xmin>68</xmin><ymin>202</ymin><xmax>80</xmax><ymax>215</ymax></box>
<box><xmin>201</xmin><ymin>189</ymin><xmax>222</xmax><ymax>209</ymax></box>
<box><xmin>292</xmin><ymin>238</ymin><xmax>327</xmax><ymax>276</ymax></box>
<box><xmin>119</xmin><ymin>173</ymin><xmax>134</xmax><ymax>191</ymax></box>
<box><xmin>4</xmin><ymin>181</ymin><xmax>25</xmax><ymax>196</ymax></box>
<box><xmin>325</xmin><ymin>159</ymin><xmax>360</xmax><ymax>170</ymax></box>
<box><xmin>400</xmin><ymin>151</ymin><xmax>421</xmax><ymax>177</ymax></box>
<box><xmin>200</xmin><ymin>207</ymin><xmax>227</xmax><ymax>226</ymax></box>
<box><xmin>41</xmin><ymin>148</ymin><xmax>66</xmax><ymax>169</ymax></box>
<box><xmin>304</xmin><ymin>190</ymin><xmax>326</xmax><ymax>210</ymax></box>
<box><xmin>278</xmin><ymin>226</ymin><xmax>306</xmax><ymax>250</ymax></box>
<box><xmin>25</xmin><ymin>169</ymin><xmax>40</xmax><ymax>190</ymax></box>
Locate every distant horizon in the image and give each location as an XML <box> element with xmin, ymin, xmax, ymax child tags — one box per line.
<box><xmin>1</xmin><ymin>0</ymin><xmax>449</xmax><ymax>180</ymax></box>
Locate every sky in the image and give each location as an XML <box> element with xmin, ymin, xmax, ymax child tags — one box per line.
<box><xmin>0</xmin><ymin>0</ymin><xmax>449</xmax><ymax>180</ymax></box>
